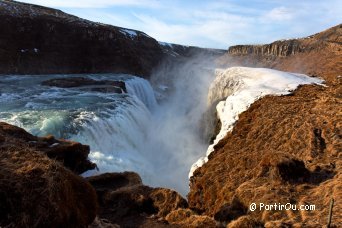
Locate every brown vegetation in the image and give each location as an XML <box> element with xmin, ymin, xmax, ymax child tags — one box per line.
<box><xmin>189</xmin><ymin>24</ymin><xmax>342</xmax><ymax>227</ymax></box>
<box><xmin>0</xmin><ymin>123</ymin><xmax>98</xmax><ymax>227</ymax></box>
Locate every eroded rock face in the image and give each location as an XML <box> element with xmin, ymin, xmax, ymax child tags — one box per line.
<box><xmin>227</xmin><ymin>40</ymin><xmax>304</xmax><ymax>57</ymax></box>
<box><xmin>227</xmin><ymin>24</ymin><xmax>341</xmax><ymax>58</ymax></box>
<box><xmin>0</xmin><ymin>0</ymin><xmax>163</xmax><ymax>77</ymax></box>
<box><xmin>0</xmin><ymin>123</ymin><xmax>98</xmax><ymax>227</ymax></box>
<box><xmin>0</xmin><ymin>122</ymin><xmax>96</xmax><ymax>174</ymax></box>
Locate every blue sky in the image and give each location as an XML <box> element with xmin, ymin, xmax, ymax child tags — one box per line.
<box><xmin>19</xmin><ymin>0</ymin><xmax>342</xmax><ymax>49</ymax></box>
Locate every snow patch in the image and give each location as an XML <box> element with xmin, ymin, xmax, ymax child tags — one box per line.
<box><xmin>189</xmin><ymin>67</ymin><xmax>324</xmax><ymax>177</ymax></box>
<box><xmin>120</xmin><ymin>29</ymin><xmax>137</xmax><ymax>38</ymax></box>
<box><xmin>158</xmin><ymin>41</ymin><xmax>173</xmax><ymax>47</ymax></box>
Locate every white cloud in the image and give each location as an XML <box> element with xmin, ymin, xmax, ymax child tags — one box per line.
<box><xmin>18</xmin><ymin>0</ymin><xmax>161</xmax><ymax>8</ymax></box>
<box><xmin>263</xmin><ymin>7</ymin><xmax>294</xmax><ymax>21</ymax></box>
<box><xmin>17</xmin><ymin>0</ymin><xmax>342</xmax><ymax>48</ymax></box>
<box><xmin>132</xmin><ymin>10</ymin><xmax>255</xmax><ymax>49</ymax></box>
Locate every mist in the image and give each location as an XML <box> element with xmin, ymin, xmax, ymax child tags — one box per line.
<box><xmin>142</xmin><ymin>53</ymin><xmax>219</xmax><ymax>195</ymax></box>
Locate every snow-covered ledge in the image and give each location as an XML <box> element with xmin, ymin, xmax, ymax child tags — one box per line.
<box><xmin>189</xmin><ymin>67</ymin><xmax>324</xmax><ymax>178</ymax></box>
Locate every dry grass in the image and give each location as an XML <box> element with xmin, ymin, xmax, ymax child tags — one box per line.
<box><xmin>189</xmin><ymin>84</ymin><xmax>341</xmax><ymax>227</ymax></box>
<box><xmin>0</xmin><ymin>128</ymin><xmax>98</xmax><ymax>227</ymax></box>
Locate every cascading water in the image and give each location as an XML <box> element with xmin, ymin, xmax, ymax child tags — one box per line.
<box><xmin>0</xmin><ymin>69</ymin><xmax>213</xmax><ymax>195</ymax></box>
<box><xmin>0</xmin><ymin>74</ymin><xmax>158</xmax><ymax>184</ymax></box>
<box><xmin>125</xmin><ymin>77</ymin><xmax>158</xmax><ymax>111</ymax></box>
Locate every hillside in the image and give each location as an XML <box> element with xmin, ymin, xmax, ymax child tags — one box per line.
<box><xmin>0</xmin><ymin>0</ymin><xmax>165</xmax><ymax>76</ymax></box>
<box><xmin>189</xmin><ymin>24</ymin><xmax>342</xmax><ymax>227</ymax></box>
<box><xmin>0</xmin><ymin>0</ymin><xmax>224</xmax><ymax>77</ymax></box>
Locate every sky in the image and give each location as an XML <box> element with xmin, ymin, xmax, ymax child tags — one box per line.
<box><xmin>18</xmin><ymin>0</ymin><xmax>342</xmax><ymax>49</ymax></box>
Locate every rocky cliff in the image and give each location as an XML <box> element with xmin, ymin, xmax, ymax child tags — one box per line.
<box><xmin>227</xmin><ymin>24</ymin><xmax>341</xmax><ymax>57</ymax></box>
<box><xmin>189</xmin><ymin>25</ymin><xmax>342</xmax><ymax>227</ymax></box>
<box><xmin>220</xmin><ymin>24</ymin><xmax>342</xmax><ymax>84</ymax></box>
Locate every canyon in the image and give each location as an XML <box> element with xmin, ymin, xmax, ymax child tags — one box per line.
<box><xmin>0</xmin><ymin>0</ymin><xmax>341</xmax><ymax>227</ymax></box>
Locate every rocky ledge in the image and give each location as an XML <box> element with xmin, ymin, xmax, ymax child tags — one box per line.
<box><xmin>227</xmin><ymin>24</ymin><xmax>341</xmax><ymax>57</ymax></box>
<box><xmin>41</xmin><ymin>77</ymin><xmax>127</xmax><ymax>94</ymax></box>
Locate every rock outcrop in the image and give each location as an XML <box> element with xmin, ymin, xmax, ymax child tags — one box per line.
<box><xmin>0</xmin><ymin>122</ymin><xmax>96</xmax><ymax>174</ymax></box>
<box><xmin>219</xmin><ymin>24</ymin><xmax>342</xmax><ymax>84</ymax></box>
<box><xmin>0</xmin><ymin>122</ymin><xmax>98</xmax><ymax>227</ymax></box>
<box><xmin>227</xmin><ymin>40</ymin><xmax>305</xmax><ymax>57</ymax></box>
<box><xmin>189</xmin><ymin>24</ymin><xmax>342</xmax><ymax>227</ymax></box>
<box><xmin>0</xmin><ymin>0</ymin><xmax>164</xmax><ymax>77</ymax></box>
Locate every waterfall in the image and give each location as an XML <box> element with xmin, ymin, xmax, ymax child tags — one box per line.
<box><xmin>0</xmin><ymin>74</ymin><xmax>160</xmax><ymax>185</ymax></box>
<box><xmin>73</xmin><ymin>97</ymin><xmax>156</xmax><ymax>181</ymax></box>
<box><xmin>125</xmin><ymin>77</ymin><xmax>158</xmax><ymax>111</ymax></box>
